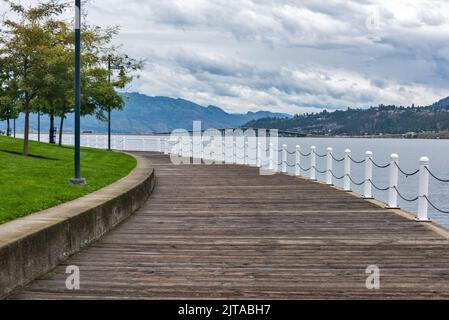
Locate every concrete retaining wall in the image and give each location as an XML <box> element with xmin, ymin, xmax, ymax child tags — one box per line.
<box><xmin>0</xmin><ymin>153</ymin><xmax>155</xmax><ymax>298</ymax></box>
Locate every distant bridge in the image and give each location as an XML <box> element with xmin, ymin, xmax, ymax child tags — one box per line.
<box><xmin>153</xmin><ymin>127</ymin><xmax>306</xmax><ymax>137</ymax></box>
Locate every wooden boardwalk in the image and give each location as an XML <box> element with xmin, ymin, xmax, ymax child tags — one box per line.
<box><xmin>10</xmin><ymin>152</ymin><xmax>449</xmax><ymax>299</ymax></box>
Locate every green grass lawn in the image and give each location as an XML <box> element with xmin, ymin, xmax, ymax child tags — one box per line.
<box><xmin>0</xmin><ymin>136</ymin><xmax>137</xmax><ymax>224</ymax></box>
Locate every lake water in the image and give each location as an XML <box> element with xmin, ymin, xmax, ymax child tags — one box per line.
<box><xmin>11</xmin><ymin>133</ymin><xmax>449</xmax><ymax>229</ymax></box>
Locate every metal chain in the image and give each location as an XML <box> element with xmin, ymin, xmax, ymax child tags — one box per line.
<box><xmin>369</xmin><ymin>158</ymin><xmax>391</xmax><ymax>169</ymax></box>
<box><xmin>299</xmin><ymin>164</ymin><xmax>311</xmax><ymax>172</ymax></box>
<box><xmin>424</xmin><ymin>196</ymin><xmax>449</xmax><ymax>214</ymax></box>
<box><xmin>286</xmin><ymin>150</ymin><xmax>296</xmax><ymax>155</ymax></box>
<box><xmin>425</xmin><ymin>167</ymin><xmax>449</xmax><ymax>183</ymax></box>
<box><xmin>393</xmin><ymin>186</ymin><xmax>419</xmax><ymax>202</ymax></box>
<box><xmin>314</xmin><ymin>152</ymin><xmax>327</xmax><ymax>158</ymax></box>
<box><xmin>348</xmin><ymin>175</ymin><xmax>365</xmax><ymax>186</ymax></box>
<box><xmin>329</xmin><ymin>170</ymin><xmax>344</xmax><ymax>180</ymax></box>
<box><xmin>300</xmin><ymin>151</ymin><xmax>312</xmax><ymax>157</ymax></box>
<box><xmin>395</xmin><ymin>162</ymin><xmax>419</xmax><ymax>178</ymax></box>
<box><xmin>315</xmin><ymin>167</ymin><xmax>328</xmax><ymax>174</ymax></box>
<box><xmin>369</xmin><ymin>179</ymin><xmax>389</xmax><ymax>191</ymax></box>
<box><xmin>348</xmin><ymin>155</ymin><xmax>366</xmax><ymax>164</ymax></box>
<box><xmin>330</xmin><ymin>153</ymin><xmax>345</xmax><ymax>162</ymax></box>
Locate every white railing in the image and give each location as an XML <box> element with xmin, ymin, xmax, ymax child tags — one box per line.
<box><xmin>17</xmin><ymin>133</ymin><xmax>166</xmax><ymax>153</ymax></box>
<box><xmin>167</xmin><ymin>136</ymin><xmax>449</xmax><ymax>223</ymax></box>
<box><xmin>19</xmin><ymin>132</ymin><xmax>449</xmax><ymax>222</ymax></box>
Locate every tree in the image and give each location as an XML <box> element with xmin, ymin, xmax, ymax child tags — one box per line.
<box><xmin>1</xmin><ymin>0</ymin><xmax>143</xmax><ymax>149</ymax></box>
<box><xmin>37</xmin><ymin>18</ymin><xmax>73</xmax><ymax>144</ymax></box>
<box><xmin>97</xmin><ymin>52</ymin><xmax>143</xmax><ymax>124</ymax></box>
<box><xmin>0</xmin><ymin>92</ymin><xmax>19</xmax><ymax>137</ymax></box>
<box><xmin>54</xmin><ymin>26</ymin><xmax>143</xmax><ymax>145</ymax></box>
<box><xmin>0</xmin><ymin>52</ymin><xmax>19</xmax><ymax>136</ymax></box>
<box><xmin>0</xmin><ymin>0</ymin><xmax>68</xmax><ymax>155</ymax></box>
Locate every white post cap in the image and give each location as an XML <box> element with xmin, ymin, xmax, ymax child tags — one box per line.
<box><xmin>420</xmin><ymin>156</ymin><xmax>429</xmax><ymax>164</ymax></box>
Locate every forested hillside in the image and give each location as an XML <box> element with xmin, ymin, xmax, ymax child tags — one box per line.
<box><xmin>244</xmin><ymin>99</ymin><xmax>449</xmax><ymax>136</ymax></box>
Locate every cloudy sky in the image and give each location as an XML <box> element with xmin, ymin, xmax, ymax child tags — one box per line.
<box><xmin>3</xmin><ymin>0</ymin><xmax>449</xmax><ymax>114</ymax></box>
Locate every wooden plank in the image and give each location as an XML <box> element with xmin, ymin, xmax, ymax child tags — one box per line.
<box><xmin>8</xmin><ymin>152</ymin><xmax>449</xmax><ymax>299</ymax></box>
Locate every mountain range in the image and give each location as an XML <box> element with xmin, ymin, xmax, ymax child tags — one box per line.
<box><xmin>4</xmin><ymin>92</ymin><xmax>290</xmax><ymax>134</ymax></box>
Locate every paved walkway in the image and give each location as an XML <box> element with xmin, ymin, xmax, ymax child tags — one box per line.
<box><xmin>10</xmin><ymin>152</ymin><xmax>449</xmax><ymax>299</ymax></box>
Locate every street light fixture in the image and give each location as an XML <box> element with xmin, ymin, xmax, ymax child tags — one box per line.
<box><xmin>107</xmin><ymin>55</ymin><xmax>112</xmax><ymax>151</ymax></box>
<box><xmin>106</xmin><ymin>55</ymin><xmax>125</xmax><ymax>151</ymax></box>
<box><xmin>70</xmin><ymin>0</ymin><xmax>86</xmax><ymax>185</ymax></box>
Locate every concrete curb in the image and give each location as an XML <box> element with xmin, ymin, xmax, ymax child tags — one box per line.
<box><xmin>0</xmin><ymin>152</ymin><xmax>155</xmax><ymax>298</ymax></box>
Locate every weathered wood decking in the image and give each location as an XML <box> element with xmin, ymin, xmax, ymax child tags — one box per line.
<box><xmin>10</xmin><ymin>152</ymin><xmax>449</xmax><ymax>299</ymax></box>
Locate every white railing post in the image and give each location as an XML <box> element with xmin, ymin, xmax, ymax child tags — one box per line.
<box><xmin>245</xmin><ymin>141</ymin><xmax>249</xmax><ymax>165</ymax></box>
<box><xmin>221</xmin><ymin>140</ymin><xmax>225</xmax><ymax>163</ymax></box>
<box><xmin>310</xmin><ymin>146</ymin><xmax>316</xmax><ymax>180</ymax></box>
<box><xmin>200</xmin><ymin>141</ymin><xmax>205</xmax><ymax>161</ymax></box>
<box><xmin>387</xmin><ymin>153</ymin><xmax>399</xmax><ymax>208</ymax></box>
<box><xmin>269</xmin><ymin>143</ymin><xmax>274</xmax><ymax>170</ymax></box>
<box><xmin>257</xmin><ymin>142</ymin><xmax>262</xmax><ymax>168</ymax></box>
<box><xmin>343</xmin><ymin>149</ymin><xmax>351</xmax><ymax>191</ymax></box>
<box><xmin>417</xmin><ymin>157</ymin><xmax>430</xmax><ymax>221</ymax></box>
<box><xmin>282</xmin><ymin>144</ymin><xmax>287</xmax><ymax>173</ymax></box>
<box><xmin>364</xmin><ymin>151</ymin><xmax>373</xmax><ymax>198</ymax></box>
<box><xmin>206</xmin><ymin>141</ymin><xmax>211</xmax><ymax>161</ymax></box>
<box><xmin>123</xmin><ymin>136</ymin><xmax>127</xmax><ymax>151</ymax></box>
<box><xmin>233</xmin><ymin>141</ymin><xmax>237</xmax><ymax>164</ymax></box>
<box><xmin>181</xmin><ymin>137</ymin><xmax>185</xmax><ymax>158</ymax></box>
<box><xmin>225</xmin><ymin>141</ymin><xmax>229</xmax><ymax>163</ymax></box>
<box><xmin>326</xmin><ymin>147</ymin><xmax>333</xmax><ymax>185</ymax></box>
<box><xmin>295</xmin><ymin>145</ymin><xmax>301</xmax><ymax>176</ymax></box>
<box><xmin>210</xmin><ymin>137</ymin><xmax>215</xmax><ymax>163</ymax></box>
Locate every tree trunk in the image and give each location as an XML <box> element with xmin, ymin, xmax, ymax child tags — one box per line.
<box><xmin>49</xmin><ymin>112</ymin><xmax>55</xmax><ymax>144</ymax></box>
<box><xmin>6</xmin><ymin>118</ymin><xmax>10</xmax><ymax>136</ymax></box>
<box><xmin>23</xmin><ymin>109</ymin><xmax>30</xmax><ymax>156</ymax></box>
<box><xmin>58</xmin><ymin>112</ymin><xmax>65</xmax><ymax>146</ymax></box>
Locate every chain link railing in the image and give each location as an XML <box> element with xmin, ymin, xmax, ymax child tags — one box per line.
<box><xmin>166</xmin><ymin>136</ymin><xmax>448</xmax><ymax>222</ymax></box>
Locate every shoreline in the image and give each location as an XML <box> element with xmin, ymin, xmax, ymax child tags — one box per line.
<box><xmin>6</xmin><ymin>132</ymin><xmax>449</xmax><ymax>140</ymax></box>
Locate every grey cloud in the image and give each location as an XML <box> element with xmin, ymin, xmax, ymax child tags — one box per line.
<box><xmin>4</xmin><ymin>0</ymin><xmax>448</xmax><ymax>114</ymax></box>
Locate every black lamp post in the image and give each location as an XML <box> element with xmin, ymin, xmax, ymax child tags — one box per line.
<box><xmin>70</xmin><ymin>0</ymin><xmax>86</xmax><ymax>185</ymax></box>
<box><xmin>107</xmin><ymin>55</ymin><xmax>112</xmax><ymax>151</ymax></box>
